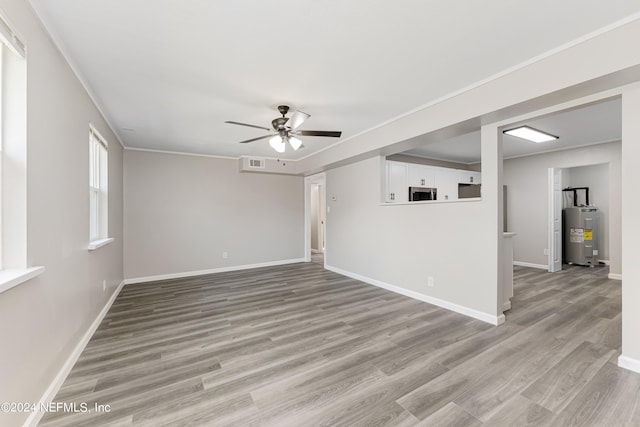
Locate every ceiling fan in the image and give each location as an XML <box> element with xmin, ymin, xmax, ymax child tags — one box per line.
<box><xmin>225</xmin><ymin>105</ymin><xmax>342</xmax><ymax>153</ymax></box>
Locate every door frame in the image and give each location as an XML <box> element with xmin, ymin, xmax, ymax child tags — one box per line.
<box><xmin>304</xmin><ymin>172</ymin><xmax>326</xmax><ymax>263</ymax></box>
<box><xmin>548</xmin><ymin>167</ymin><xmax>564</xmax><ymax>272</ymax></box>
<box><xmin>310</xmin><ymin>183</ymin><xmax>325</xmax><ymax>254</ymax></box>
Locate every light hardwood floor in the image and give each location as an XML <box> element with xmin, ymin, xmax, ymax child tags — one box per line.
<box><xmin>40</xmin><ymin>261</ymin><xmax>638</xmax><ymax>426</ymax></box>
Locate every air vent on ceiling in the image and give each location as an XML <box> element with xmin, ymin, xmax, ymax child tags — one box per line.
<box><xmin>248</xmin><ymin>158</ymin><xmax>266</xmax><ymax>169</ymax></box>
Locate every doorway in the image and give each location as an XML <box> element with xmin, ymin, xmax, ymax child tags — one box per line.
<box><xmin>548</xmin><ymin>163</ymin><xmax>611</xmax><ymax>273</ymax></box>
<box><xmin>304</xmin><ymin>173</ymin><xmax>326</xmax><ymax>264</ymax></box>
<box><xmin>310</xmin><ymin>183</ymin><xmax>325</xmax><ymax>254</ymax></box>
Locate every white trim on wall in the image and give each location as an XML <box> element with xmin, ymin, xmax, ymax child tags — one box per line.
<box><xmin>24</xmin><ymin>280</ymin><xmax>126</xmax><ymax>427</ymax></box>
<box><xmin>325</xmin><ymin>264</ymin><xmax>505</xmax><ymax>326</ymax></box>
<box><xmin>124</xmin><ymin>258</ymin><xmax>306</xmax><ymax>285</ymax></box>
<box><xmin>618</xmin><ymin>355</ymin><xmax>640</xmax><ymax>374</ymax></box>
<box><xmin>514</xmin><ymin>261</ymin><xmax>621</xmax><ymax>280</ymax></box>
<box><xmin>125</xmin><ymin>146</ymin><xmax>241</xmax><ymax>161</ymax></box>
<box><xmin>513</xmin><ymin>261</ymin><xmax>548</xmax><ymax>270</ymax></box>
<box><xmin>503</xmin><ymin>138</ymin><xmax>621</xmax><ymax>161</ymax></box>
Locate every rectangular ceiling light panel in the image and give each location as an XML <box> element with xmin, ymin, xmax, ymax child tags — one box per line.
<box><xmin>503</xmin><ymin>126</ymin><xmax>558</xmax><ymax>143</ymax></box>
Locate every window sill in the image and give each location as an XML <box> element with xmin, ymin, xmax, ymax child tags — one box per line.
<box><xmin>88</xmin><ymin>237</ymin><xmax>114</xmax><ymax>251</ymax></box>
<box><xmin>0</xmin><ymin>266</ymin><xmax>46</xmax><ymax>294</ymax></box>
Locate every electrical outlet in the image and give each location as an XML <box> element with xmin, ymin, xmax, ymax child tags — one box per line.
<box><xmin>543</xmin><ymin>248</ymin><xmax>549</xmax><ymax>256</ymax></box>
<box><xmin>102</xmin><ymin>280</ymin><xmax>106</xmax><ymax>292</ymax></box>
<box><xmin>222</xmin><ymin>251</ymin><xmax>228</xmax><ymax>259</ymax></box>
<box><xmin>427</xmin><ymin>276</ymin><xmax>434</xmax><ymax>287</ymax></box>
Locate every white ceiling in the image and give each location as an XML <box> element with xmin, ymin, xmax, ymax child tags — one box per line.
<box><xmin>29</xmin><ymin>1</ymin><xmax>640</xmax><ymax>160</ymax></box>
<box><xmin>403</xmin><ymin>98</ymin><xmax>622</xmax><ymax>164</ymax></box>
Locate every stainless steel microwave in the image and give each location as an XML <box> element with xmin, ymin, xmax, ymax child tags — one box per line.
<box><xmin>409</xmin><ymin>186</ymin><xmax>437</xmax><ymax>201</ymax></box>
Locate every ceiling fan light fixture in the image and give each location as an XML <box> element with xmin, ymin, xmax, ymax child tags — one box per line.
<box><xmin>269</xmin><ymin>135</ymin><xmax>285</xmax><ymax>153</ymax></box>
<box><xmin>226</xmin><ymin>105</ymin><xmax>342</xmax><ymax>150</ymax></box>
<box><xmin>503</xmin><ymin>126</ymin><xmax>558</xmax><ymax>143</ymax></box>
<box><xmin>288</xmin><ymin>136</ymin><xmax>302</xmax><ymax>151</ymax></box>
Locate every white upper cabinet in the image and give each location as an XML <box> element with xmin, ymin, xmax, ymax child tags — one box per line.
<box><xmin>433</xmin><ymin>167</ymin><xmax>459</xmax><ymax>201</ymax></box>
<box><xmin>385</xmin><ymin>160</ymin><xmax>481</xmax><ymax>203</ymax></box>
<box><xmin>458</xmin><ymin>170</ymin><xmax>481</xmax><ymax>184</ymax></box>
<box><xmin>386</xmin><ymin>161</ymin><xmax>408</xmax><ymax>203</ymax></box>
<box><xmin>408</xmin><ymin>164</ymin><xmax>436</xmax><ymax>188</ymax></box>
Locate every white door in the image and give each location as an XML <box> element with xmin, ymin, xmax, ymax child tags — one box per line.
<box><xmin>548</xmin><ymin>168</ymin><xmax>563</xmax><ymax>272</ymax></box>
<box><xmin>310</xmin><ymin>184</ymin><xmax>320</xmax><ymax>252</ymax></box>
<box><xmin>319</xmin><ymin>184</ymin><xmax>326</xmax><ymax>252</ymax></box>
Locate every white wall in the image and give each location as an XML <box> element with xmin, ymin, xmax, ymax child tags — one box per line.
<box><xmin>503</xmin><ymin>142</ymin><xmax>621</xmax><ymax>274</ymax></box>
<box><xmin>567</xmin><ymin>163</ymin><xmax>610</xmax><ymax>261</ymax></box>
<box><xmin>325</xmin><ymin>153</ymin><xmax>502</xmax><ymax>323</ymax></box>
<box><xmin>0</xmin><ymin>1</ymin><xmax>124</xmax><ymax>426</ymax></box>
<box><xmin>124</xmin><ymin>150</ymin><xmax>304</xmax><ymax>280</ymax></box>
<box><xmin>621</xmin><ymin>85</ymin><xmax>640</xmax><ymax>370</ymax></box>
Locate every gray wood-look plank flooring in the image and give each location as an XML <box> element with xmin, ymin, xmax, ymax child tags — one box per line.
<box><xmin>40</xmin><ymin>260</ymin><xmax>638</xmax><ymax>426</ymax></box>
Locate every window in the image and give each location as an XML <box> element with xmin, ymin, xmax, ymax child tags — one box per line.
<box><xmin>0</xmin><ymin>12</ymin><xmax>44</xmax><ymax>293</ymax></box>
<box><xmin>0</xmin><ymin>12</ymin><xmax>27</xmax><ymax>270</ymax></box>
<box><xmin>89</xmin><ymin>126</ymin><xmax>108</xmax><ymax>243</ymax></box>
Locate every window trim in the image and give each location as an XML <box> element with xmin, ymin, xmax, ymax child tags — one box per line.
<box><xmin>0</xmin><ymin>13</ymin><xmax>43</xmax><ymax>290</ymax></box>
<box><xmin>88</xmin><ymin>237</ymin><xmax>114</xmax><ymax>251</ymax></box>
<box><xmin>0</xmin><ymin>266</ymin><xmax>45</xmax><ymax>294</ymax></box>
<box><xmin>1</xmin><ymin>23</ymin><xmax>28</xmax><ymax>271</ymax></box>
<box><xmin>88</xmin><ymin>124</ymin><xmax>110</xmax><ymax>249</ymax></box>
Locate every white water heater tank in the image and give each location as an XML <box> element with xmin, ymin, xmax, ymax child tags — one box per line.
<box><xmin>563</xmin><ymin>206</ymin><xmax>599</xmax><ymax>266</ymax></box>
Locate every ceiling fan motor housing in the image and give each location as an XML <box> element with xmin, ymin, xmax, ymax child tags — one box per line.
<box><xmin>272</xmin><ymin>117</ymin><xmax>289</xmax><ymax>131</ymax></box>
<box><xmin>277</xmin><ymin>105</ymin><xmax>290</xmax><ymax>116</ymax></box>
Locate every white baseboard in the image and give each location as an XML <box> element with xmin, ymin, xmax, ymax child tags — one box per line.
<box><xmin>618</xmin><ymin>355</ymin><xmax>640</xmax><ymax>374</ymax></box>
<box><xmin>513</xmin><ymin>261</ymin><xmax>548</xmax><ymax>270</ymax></box>
<box><xmin>503</xmin><ymin>301</ymin><xmax>512</xmax><ymax>312</ymax></box>
<box><xmin>599</xmin><ymin>259</ymin><xmax>611</xmax><ymax>265</ymax></box>
<box><xmin>608</xmin><ymin>273</ymin><xmax>622</xmax><ymax>281</ymax></box>
<box><xmin>325</xmin><ymin>265</ymin><xmax>503</xmax><ymax>326</ymax></box>
<box><xmin>124</xmin><ymin>258</ymin><xmax>306</xmax><ymax>285</ymax></box>
<box><xmin>24</xmin><ymin>280</ymin><xmax>126</xmax><ymax>427</ymax></box>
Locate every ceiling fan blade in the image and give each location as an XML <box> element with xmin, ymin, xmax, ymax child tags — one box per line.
<box><xmin>288</xmin><ymin>110</ymin><xmax>310</xmax><ymax>130</ymax></box>
<box><xmin>238</xmin><ymin>134</ymin><xmax>273</xmax><ymax>144</ymax></box>
<box><xmin>225</xmin><ymin>121</ymin><xmax>271</xmax><ymax>131</ymax></box>
<box><xmin>297</xmin><ymin>130</ymin><xmax>342</xmax><ymax>138</ymax></box>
